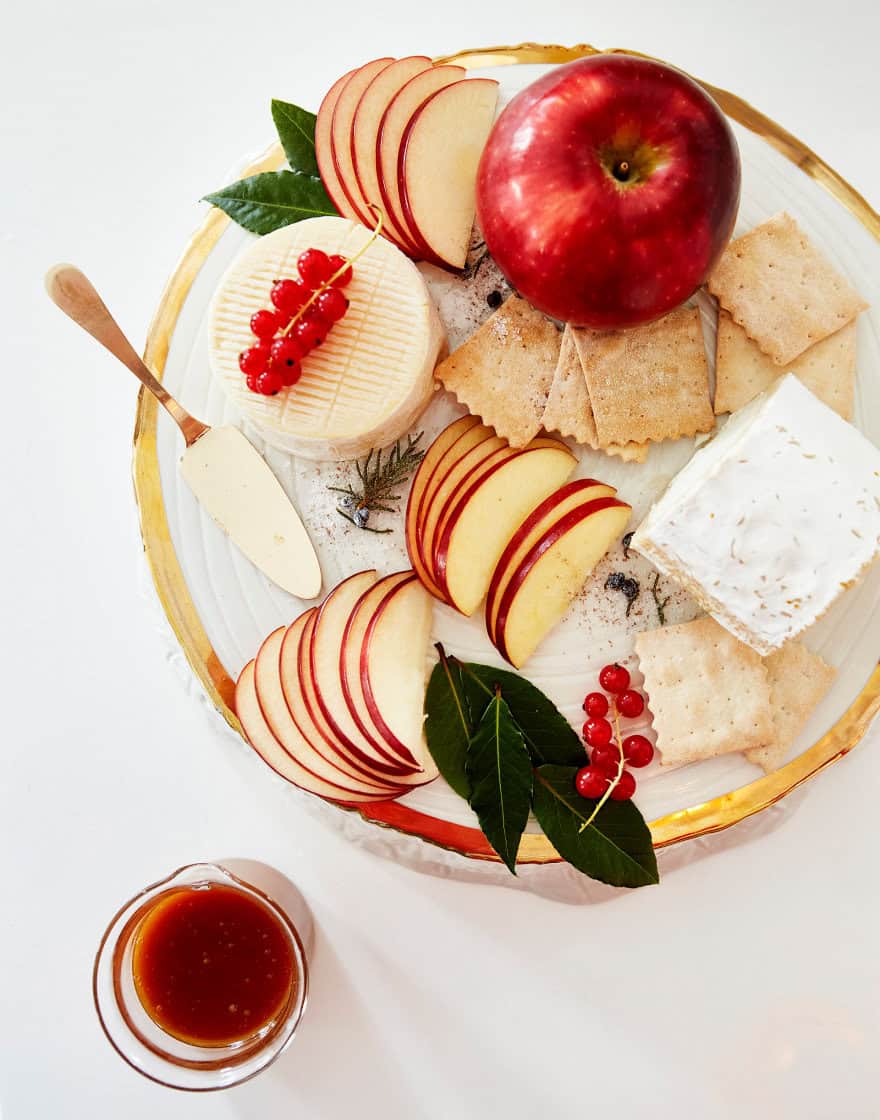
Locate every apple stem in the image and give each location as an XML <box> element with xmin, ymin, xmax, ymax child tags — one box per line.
<box><xmin>613</xmin><ymin>160</ymin><xmax>631</xmax><ymax>182</ymax></box>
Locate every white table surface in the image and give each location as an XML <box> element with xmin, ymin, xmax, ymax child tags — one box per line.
<box><xmin>2</xmin><ymin>2</ymin><xmax>879</xmax><ymax>1117</ymax></box>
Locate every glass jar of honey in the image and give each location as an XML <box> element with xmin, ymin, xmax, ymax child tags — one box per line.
<box><xmin>93</xmin><ymin>863</ymin><xmax>308</xmax><ymax>1090</ymax></box>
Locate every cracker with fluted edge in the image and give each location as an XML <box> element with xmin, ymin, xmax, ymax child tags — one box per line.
<box><xmin>714</xmin><ymin>311</ymin><xmax>857</xmax><ymax>419</ymax></box>
<box><xmin>635</xmin><ymin>616</ymin><xmax>775</xmax><ymax>767</ymax></box>
<box><xmin>541</xmin><ymin>326</ymin><xmax>649</xmax><ymax>463</ymax></box>
<box><xmin>575</xmin><ymin>306</ymin><xmax>714</xmax><ymax>446</ymax></box>
<box><xmin>435</xmin><ymin>294</ymin><xmax>560</xmax><ymax>447</ymax></box>
<box><xmin>746</xmin><ymin>643</ymin><xmax>836</xmax><ymax>773</ymax></box>
<box><xmin>708</xmin><ymin>212</ymin><xmax>867</xmax><ymax>367</ymax></box>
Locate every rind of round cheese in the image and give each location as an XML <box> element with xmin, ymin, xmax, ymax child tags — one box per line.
<box><xmin>209</xmin><ymin>217</ymin><xmax>445</xmax><ymax>461</ymax></box>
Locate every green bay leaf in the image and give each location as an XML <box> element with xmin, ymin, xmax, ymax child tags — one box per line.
<box><xmin>458</xmin><ymin>662</ymin><xmax>585</xmax><ymax>767</ymax></box>
<box><xmin>533</xmin><ymin>765</ymin><xmax>659</xmax><ymax>888</ymax></box>
<box><xmin>466</xmin><ymin>692</ymin><xmax>533</xmax><ymax>874</ymax></box>
<box><xmin>423</xmin><ymin>654</ymin><xmax>474</xmax><ymax>799</ymax></box>
<box><xmin>202</xmin><ymin>170</ymin><xmax>336</xmax><ymax>235</ymax></box>
<box><xmin>271</xmin><ymin>99</ymin><xmax>320</xmax><ymax>177</ymax></box>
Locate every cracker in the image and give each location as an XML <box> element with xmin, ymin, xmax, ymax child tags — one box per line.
<box><xmin>714</xmin><ymin>311</ymin><xmax>857</xmax><ymax>420</ymax></box>
<box><xmin>708</xmin><ymin>212</ymin><xmax>867</xmax><ymax>367</ymax></box>
<box><xmin>574</xmin><ymin>307</ymin><xmax>714</xmax><ymax>445</ymax></box>
<box><xmin>746</xmin><ymin>643</ymin><xmax>836</xmax><ymax>773</ymax></box>
<box><xmin>542</xmin><ymin>325</ymin><xmax>597</xmax><ymax>445</ymax></box>
<box><xmin>541</xmin><ymin>327</ymin><xmax>649</xmax><ymax>463</ymax></box>
<box><xmin>635</xmin><ymin>616</ymin><xmax>776</xmax><ymax>767</ymax></box>
<box><xmin>435</xmin><ymin>294</ymin><xmax>560</xmax><ymax>447</ymax></box>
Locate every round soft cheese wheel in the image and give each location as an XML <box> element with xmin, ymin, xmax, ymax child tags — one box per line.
<box><xmin>209</xmin><ymin>217</ymin><xmax>445</xmax><ymax>460</ymax></box>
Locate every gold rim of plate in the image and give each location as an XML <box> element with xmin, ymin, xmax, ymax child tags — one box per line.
<box><xmin>133</xmin><ymin>42</ymin><xmax>880</xmax><ymax>863</ymax></box>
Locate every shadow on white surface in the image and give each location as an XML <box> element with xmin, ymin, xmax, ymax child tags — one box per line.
<box><xmin>228</xmin><ymin>933</ymin><xmax>428</xmax><ymax>1118</ymax></box>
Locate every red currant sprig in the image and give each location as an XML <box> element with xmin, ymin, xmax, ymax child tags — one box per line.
<box><xmin>236</xmin><ymin>209</ymin><xmax>384</xmax><ymax>396</ymax></box>
<box><xmin>574</xmin><ymin>662</ymin><xmax>654</xmax><ymax>824</ymax></box>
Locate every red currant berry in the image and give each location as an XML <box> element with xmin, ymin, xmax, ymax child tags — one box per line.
<box><xmin>278</xmin><ymin>359</ymin><xmax>301</xmax><ymax>388</ymax></box>
<box><xmin>575</xmin><ymin>765</ymin><xmax>609</xmax><ymax>800</ymax></box>
<box><xmin>599</xmin><ymin>663</ymin><xmax>631</xmax><ymax>694</ymax></box>
<box><xmin>270</xmin><ymin>278</ymin><xmax>308</xmax><ymax>315</ymax></box>
<box><xmin>582</xmin><ymin>691</ymin><xmax>609</xmax><ymax>718</ymax></box>
<box><xmin>327</xmin><ymin>254</ymin><xmax>353</xmax><ymax>287</ymax></box>
<box><xmin>315</xmin><ymin>287</ymin><xmax>349</xmax><ymax>323</ymax></box>
<box><xmin>255</xmin><ymin>369</ymin><xmax>283</xmax><ymax>395</ymax></box>
<box><xmin>590</xmin><ymin>743</ymin><xmax>621</xmax><ymax>778</ymax></box>
<box><xmin>610</xmin><ymin>770</ymin><xmax>637</xmax><ymax>801</ymax></box>
<box><xmin>297</xmin><ymin>248</ymin><xmax>332</xmax><ymax>289</ymax></box>
<box><xmin>238</xmin><ymin>344</ymin><xmax>270</xmax><ymax>376</ymax></box>
<box><xmin>269</xmin><ymin>336</ymin><xmax>304</xmax><ymax>369</ymax></box>
<box><xmin>583</xmin><ymin>717</ymin><xmax>613</xmax><ymax>748</ymax></box>
<box><xmin>291</xmin><ymin>313</ymin><xmax>329</xmax><ymax>352</ymax></box>
<box><xmin>622</xmin><ymin>734</ymin><xmax>654</xmax><ymax>768</ymax></box>
<box><xmin>616</xmin><ymin>689</ymin><xmax>645</xmax><ymax>718</ymax></box>
<box><xmin>245</xmin><ymin>371</ymin><xmax>260</xmax><ymax>393</ymax></box>
<box><xmin>250</xmin><ymin>308</ymin><xmax>283</xmax><ymax>340</ymax></box>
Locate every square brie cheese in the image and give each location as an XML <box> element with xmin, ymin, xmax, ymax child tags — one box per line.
<box><xmin>632</xmin><ymin>374</ymin><xmax>880</xmax><ymax>654</ymax></box>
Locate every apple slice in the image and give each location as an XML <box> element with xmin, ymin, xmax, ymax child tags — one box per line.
<box><xmin>405</xmin><ymin>419</ymin><xmax>493</xmax><ymax>599</ymax></box>
<box><xmin>405</xmin><ymin>415</ymin><xmax>483</xmax><ymax>549</ymax></box>
<box><xmin>351</xmin><ymin>55</ymin><xmax>431</xmax><ymax>253</ymax></box>
<box><xmin>360</xmin><ymin>575</ymin><xmax>437</xmax><ymax>769</ymax></box>
<box><xmin>416</xmin><ymin>435</ymin><xmax>510</xmax><ymax>590</ymax></box>
<box><xmin>315</xmin><ymin>68</ymin><xmax>361</xmax><ymax>221</ymax></box>
<box><xmin>341</xmin><ymin>572</ymin><xmax>429</xmax><ymax>771</ymax></box>
<box><xmin>298</xmin><ymin>609</ymin><xmax>419</xmax><ymax>780</ymax></box>
<box><xmin>376</xmin><ymin>64</ymin><xmax>465</xmax><ymax>257</ymax></box>
<box><xmin>493</xmin><ymin>497</ymin><xmax>633</xmax><ymax>668</ymax></box>
<box><xmin>485</xmin><ymin>480</ymin><xmax>617</xmax><ymax>645</ymax></box>
<box><xmin>268</xmin><ymin>613</ymin><xmax>403</xmax><ymax>793</ymax></box>
<box><xmin>399</xmin><ymin>78</ymin><xmax>499</xmax><ymax>269</ymax></box>
<box><xmin>331</xmin><ymin>58</ymin><xmax>395</xmax><ymax>228</ymax></box>
<box><xmin>309</xmin><ymin>570</ymin><xmax>422</xmax><ymax>775</ymax></box>
<box><xmin>432</xmin><ymin>443</ymin><xmax>578</xmax><ymax>615</ymax></box>
<box><xmin>239</xmin><ymin>656</ymin><xmax>399</xmax><ymax>803</ymax></box>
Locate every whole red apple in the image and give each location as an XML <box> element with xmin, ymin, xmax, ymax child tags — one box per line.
<box><xmin>476</xmin><ymin>55</ymin><xmax>741</xmax><ymax>328</ymax></box>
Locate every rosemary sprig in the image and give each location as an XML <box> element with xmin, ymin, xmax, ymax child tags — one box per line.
<box><xmin>650</xmin><ymin>572</ymin><xmax>671</xmax><ymax>626</ymax></box>
<box><xmin>329</xmin><ymin>432</ymin><xmax>426</xmax><ymax>533</ymax></box>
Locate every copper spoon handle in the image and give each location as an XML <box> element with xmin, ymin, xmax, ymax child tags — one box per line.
<box><xmin>45</xmin><ymin>264</ymin><xmax>209</xmax><ymax>447</ymax></box>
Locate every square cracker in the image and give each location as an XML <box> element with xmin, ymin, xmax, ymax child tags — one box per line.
<box><xmin>541</xmin><ymin>326</ymin><xmax>649</xmax><ymax>463</ymax></box>
<box><xmin>435</xmin><ymin>294</ymin><xmax>560</xmax><ymax>447</ymax></box>
<box><xmin>635</xmin><ymin>616</ymin><xmax>776</xmax><ymax>767</ymax></box>
<box><xmin>574</xmin><ymin>306</ymin><xmax>714</xmax><ymax>445</ymax></box>
<box><xmin>714</xmin><ymin>311</ymin><xmax>857</xmax><ymax>419</ymax></box>
<box><xmin>708</xmin><ymin>212</ymin><xmax>867</xmax><ymax>367</ymax></box>
<box><xmin>746</xmin><ymin>643</ymin><xmax>836</xmax><ymax>773</ymax></box>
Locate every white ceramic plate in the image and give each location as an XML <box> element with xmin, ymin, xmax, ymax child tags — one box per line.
<box><xmin>138</xmin><ymin>52</ymin><xmax>880</xmax><ymax>870</ymax></box>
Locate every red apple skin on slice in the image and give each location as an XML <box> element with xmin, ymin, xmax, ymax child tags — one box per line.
<box><xmin>485</xmin><ymin>480</ymin><xmax>617</xmax><ymax>645</ymax></box>
<box><xmin>271</xmin><ymin>613</ymin><xmax>404</xmax><ymax>794</ymax></box>
<box><xmin>279</xmin><ymin>612</ymin><xmax>405</xmax><ymax>786</ymax></box>
<box><xmin>359</xmin><ymin>575</ymin><xmax>437</xmax><ymax>772</ymax></box>
<box><xmin>331</xmin><ymin>58</ymin><xmax>395</xmax><ymax>229</ymax></box>
<box><xmin>297</xmin><ymin>609</ymin><xmax>419</xmax><ymax>780</ymax></box>
<box><xmin>405</xmin><ymin>415</ymin><xmax>483</xmax><ymax>550</ymax></box>
<box><xmin>416</xmin><ymin>436</ymin><xmax>510</xmax><ymax>593</ymax></box>
<box><xmin>405</xmin><ymin>419</ymin><xmax>493</xmax><ymax>600</ymax></box>
<box><xmin>427</xmin><ymin>436</ymin><xmax>569</xmax><ymax>600</ymax></box>
<box><xmin>398</xmin><ymin>78</ymin><xmax>499</xmax><ymax>269</ymax></box>
<box><xmin>377</xmin><ymin>65</ymin><xmax>465</xmax><ymax>257</ymax></box>
<box><xmin>432</xmin><ymin>443</ymin><xmax>577</xmax><ymax>615</ymax></box>
<box><xmin>341</xmin><ymin>572</ymin><xmax>424</xmax><ymax>770</ymax></box>
<box><xmin>309</xmin><ymin>571</ymin><xmax>422</xmax><ymax>776</ymax></box>
<box><xmin>237</xmin><ymin>659</ymin><xmax>398</xmax><ymax>803</ymax></box>
<box><xmin>351</xmin><ymin>55</ymin><xmax>431</xmax><ymax>254</ymax></box>
<box><xmin>253</xmin><ymin>625</ymin><xmax>404</xmax><ymax>798</ymax></box>
<box><xmin>493</xmin><ymin>497</ymin><xmax>632</xmax><ymax>668</ymax></box>
<box><xmin>316</xmin><ymin>68</ymin><xmax>361</xmax><ymax>221</ymax></box>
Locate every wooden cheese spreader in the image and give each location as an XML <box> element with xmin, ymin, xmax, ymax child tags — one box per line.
<box><xmin>46</xmin><ymin>265</ymin><xmax>322</xmax><ymax>599</ymax></box>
